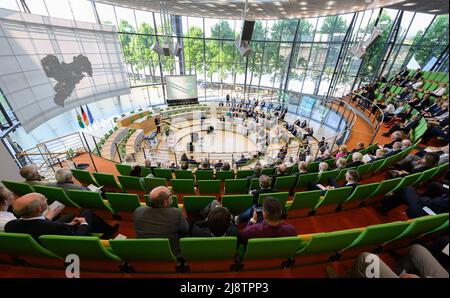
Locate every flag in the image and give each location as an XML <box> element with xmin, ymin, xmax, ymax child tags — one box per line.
<box><xmin>86</xmin><ymin>105</ymin><xmax>94</xmax><ymax>125</ymax></box>
<box><xmin>76</xmin><ymin>111</ymin><xmax>85</xmax><ymax>129</ymax></box>
<box><xmin>80</xmin><ymin>106</ymin><xmax>89</xmax><ymax>126</ymax></box>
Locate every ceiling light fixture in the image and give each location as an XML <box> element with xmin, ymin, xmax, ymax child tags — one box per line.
<box><xmin>402</xmin><ymin>2</ymin><xmax>417</xmax><ymax>6</ymax></box>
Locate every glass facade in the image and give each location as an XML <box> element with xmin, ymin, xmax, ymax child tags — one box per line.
<box><xmin>0</xmin><ymin>0</ymin><xmax>448</xmax><ymax>146</ymax></box>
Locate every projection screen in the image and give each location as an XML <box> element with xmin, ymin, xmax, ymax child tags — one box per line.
<box><xmin>0</xmin><ymin>8</ymin><xmax>130</xmax><ymax>132</ymax></box>
<box><xmin>165</xmin><ymin>75</ymin><xmax>198</xmax><ymax>106</ymax></box>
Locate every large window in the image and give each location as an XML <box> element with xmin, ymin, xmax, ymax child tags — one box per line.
<box><xmin>0</xmin><ymin>0</ymin><xmax>448</xmax><ymax>137</ymax></box>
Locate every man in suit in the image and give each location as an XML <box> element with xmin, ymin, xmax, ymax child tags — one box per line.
<box><xmin>234</xmin><ymin>175</ymin><xmax>279</xmax><ymax>224</ymax></box>
<box><xmin>382</xmin><ymin>115</ymin><xmax>420</xmax><ymax>137</ymax></box>
<box><xmin>369</xmin><ymin>148</ymin><xmax>387</xmax><ymax>163</ymax></box>
<box><xmin>272</xmin><ymin>164</ymin><xmax>288</xmax><ymax>186</ymax></box>
<box><xmin>383</xmin><ymin>131</ymin><xmax>403</xmax><ymax>149</ymax></box>
<box><xmin>346</xmin><ymin>152</ymin><xmax>365</xmax><ymax>169</ymax></box>
<box><xmin>384</xmin><ymin>142</ymin><xmax>402</xmax><ymax>158</ymax></box>
<box><xmin>47</xmin><ymin>168</ymin><xmax>87</xmax><ymax>192</ymax></box>
<box><xmin>5</xmin><ymin>193</ymin><xmax>117</xmax><ymax>242</ymax></box>
<box><xmin>378</xmin><ymin>181</ymin><xmax>449</xmax><ymax>218</ymax></box>
<box><xmin>309</xmin><ymin>170</ymin><xmax>359</xmax><ymax>194</ymax></box>
<box><xmin>246</xmin><ymin>165</ymin><xmax>263</xmax><ymax>187</ymax></box>
<box><xmin>133</xmin><ymin>186</ymin><xmax>189</xmax><ymax>257</ymax></box>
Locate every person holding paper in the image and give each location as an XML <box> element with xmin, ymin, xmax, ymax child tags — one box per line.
<box><xmin>308</xmin><ymin>170</ymin><xmax>359</xmax><ymax>194</ymax></box>
<box><xmin>5</xmin><ymin>193</ymin><xmax>119</xmax><ymax>241</ymax></box>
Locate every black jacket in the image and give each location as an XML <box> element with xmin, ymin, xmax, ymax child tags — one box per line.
<box><xmin>5</xmin><ymin>218</ymin><xmax>90</xmax><ymax>243</ymax></box>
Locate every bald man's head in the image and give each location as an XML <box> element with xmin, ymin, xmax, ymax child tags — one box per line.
<box><xmin>278</xmin><ymin>164</ymin><xmax>286</xmax><ymax>174</ymax></box>
<box><xmin>149</xmin><ymin>186</ymin><xmax>173</xmax><ymax>208</ymax></box>
<box><xmin>13</xmin><ymin>193</ymin><xmax>47</xmax><ymax>218</ymax></box>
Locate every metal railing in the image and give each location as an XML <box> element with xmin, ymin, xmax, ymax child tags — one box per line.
<box><xmin>348</xmin><ymin>92</ymin><xmax>385</xmax><ymax>144</ymax></box>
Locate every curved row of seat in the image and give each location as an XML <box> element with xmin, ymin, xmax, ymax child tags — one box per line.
<box><xmin>2</xmin><ymin>162</ymin><xmax>447</xmax><ymax>220</ymax></box>
<box><xmin>1</xmin><ymin>213</ymin><xmax>447</xmax><ymax>273</ymax></box>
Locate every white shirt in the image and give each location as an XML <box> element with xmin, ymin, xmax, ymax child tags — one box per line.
<box><xmin>0</xmin><ymin>211</ymin><xmax>16</xmax><ymax>232</ymax></box>
<box><xmin>433</xmin><ymin>87</ymin><xmax>447</xmax><ymax>97</ymax></box>
<box><xmin>412</xmin><ymin>81</ymin><xmax>423</xmax><ymax>90</ymax></box>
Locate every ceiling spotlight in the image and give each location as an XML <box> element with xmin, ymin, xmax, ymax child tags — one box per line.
<box><xmin>300</xmin><ymin>1</ymin><xmax>308</xmax><ymax>5</ymax></box>
<box><xmin>428</xmin><ymin>9</ymin><xmax>442</xmax><ymax>12</ymax></box>
<box><xmin>325</xmin><ymin>6</ymin><xmax>333</xmax><ymax>10</ymax></box>
<box><xmin>402</xmin><ymin>2</ymin><xmax>417</xmax><ymax>6</ymax></box>
<box><xmin>327</xmin><ymin>1</ymin><xmax>335</xmax><ymax>5</ymax></box>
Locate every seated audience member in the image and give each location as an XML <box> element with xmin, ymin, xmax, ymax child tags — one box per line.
<box><xmin>351</xmin><ymin>142</ymin><xmax>365</xmax><ymax>154</ymax></box>
<box><xmin>336</xmin><ymin>158</ymin><xmax>347</xmax><ymax>171</ymax></box>
<box><xmin>335</xmin><ymin>244</ymin><xmax>448</xmax><ymax>278</ymax></box>
<box><xmin>383</xmin><ymin>102</ymin><xmax>407</xmax><ymax>123</ymax></box>
<box><xmin>214</xmin><ymin>160</ymin><xmax>224</xmax><ymax>169</ymax></box>
<box><xmin>251</xmin><ymin>175</ymin><xmax>278</xmax><ymax>205</ymax></box>
<box><xmin>300</xmin><ymin>120</ymin><xmax>307</xmax><ymax>128</ymax></box>
<box><xmin>20</xmin><ymin>165</ymin><xmax>48</xmax><ymax>185</ymax></box>
<box><xmin>346</xmin><ymin>152</ymin><xmax>365</xmax><ymax>168</ymax></box>
<box><xmin>272</xmin><ymin>164</ymin><xmax>288</xmax><ymax>186</ymax></box>
<box><xmin>198</xmin><ymin>160</ymin><xmax>212</xmax><ymax>171</ymax></box>
<box><xmin>187</xmin><ymin>155</ymin><xmax>198</xmax><ymax>165</ymax></box>
<box><xmin>410</xmin><ymin>78</ymin><xmax>424</xmax><ymax>90</ymax></box>
<box><xmin>247</xmin><ymin>165</ymin><xmax>263</xmax><ymax>182</ymax></box>
<box><xmin>382</xmin><ymin>114</ymin><xmax>421</xmax><ymax>137</ymax></box>
<box><xmin>191</xmin><ymin>207</ymin><xmax>239</xmax><ymax>238</ymax></box>
<box><xmin>369</xmin><ymin>149</ymin><xmax>387</xmax><ymax>163</ymax></box>
<box><xmin>180</xmin><ymin>161</ymin><xmax>190</xmax><ymax>171</ymax></box>
<box><xmin>416</xmin><ymin>145</ymin><xmax>450</xmax><ymax>166</ymax></box>
<box><xmin>316</xmin><ymin>150</ymin><xmax>331</xmax><ymax>162</ymax></box>
<box><xmin>384</xmin><ymin>141</ymin><xmax>402</xmax><ymax>158</ymax></box>
<box><xmin>421</xmin><ymin>122</ymin><xmax>449</xmax><ymax>145</ymax></box>
<box><xmin>221</xmin><ymin>162</ymin><xmax>231</xmax><ymax>171</ymax></box>
<box><xmin>240</xmin><ymin>197</ymin><xmax>297</xmax><ymax>242</ymax></box>
<box><xmin>432</xmin><ymin>83</ymin><xmax>448</xmax><ymax>98</ymax></box>
<box><xmin>395</xmin><ymin>152</ymin><xmax>440</xmax><ymax>175</ymax></box>
<box><xmin>129</xmin><ymin>165</ymin><xmax>142</xmax><ymax>177</ymax></box>
<box><xmin>236</xmin><ymin>154</ymin><xmax>249</xmax><ymax>167</ymax></box>
<box><xmin>47</xmin><ymin>168</ymin><xmax>87</xmax><ymax>191</ymax></box>
<box><xmin>383</xmin><ymin>131</ymin><xmax>403</xmax><ymax>149</ymax></box>
<box><xmin>401</xmin><ymin>139</ymin><xmax>413</xmax><ymax>150</ymax></box>
<box><xmin>309</xmin><ymin>170</ymin><xmax>359</xmax><ymax>193</ymax></box>
<box><xmin>0</xmin><ymin>187</ymin><xmax>16</xmax><ymax>232</ymax></box>
<box><xmin>133</xmin><ymin>186</ymin><xmax>189</xmax><ymax>257</ymax></box>
<box><xmin>378</xmin><ymin>181</ymin><xmax>449</xmax><ymax>218</ymax></box>
<box><xmin>5</xmin><ymin>193</ymin><xmax>118</xmax><ymax>241</ymax></box>
<box><xmin>318</xmin><ymin>162</ymin><xmax>329</xmax><ymax>175</ymax></box>
<box><xmin>296</xmin><ymin>161</ymin><xmax>309</xmax><ymax>177</ymax></box>
<box><xmin>123</xmin><ymin>154</ymin><xmax>137</xmax><ymax>167</ymax></box>
<box><xmin>180</xmin><ymin>153</ymin><xmax>188</xmax><ymax>162</ymax></box>
<box><xmin>336</xmin><ymin>145</ymin><xmax>349</xmax><ymax>159</ymax></box>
